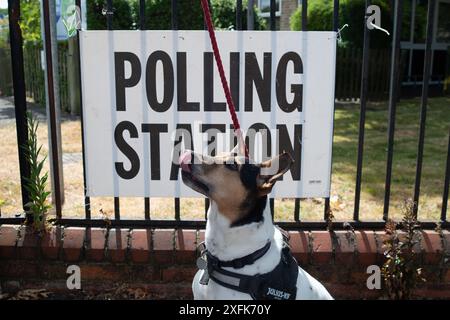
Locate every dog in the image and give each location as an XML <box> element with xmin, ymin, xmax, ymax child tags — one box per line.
<box><xmin>179</xmin><ymin>149</ymin><xmax>333</xmax><ymax>300</ymax></box>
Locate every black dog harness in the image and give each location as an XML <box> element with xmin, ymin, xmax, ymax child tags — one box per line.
<box><xmin>196</xmin><ymin>227</ymin><xmax>299</xmax><ymax>300</ymax></box>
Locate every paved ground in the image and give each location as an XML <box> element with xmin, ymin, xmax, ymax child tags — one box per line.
<box><xmin>0</xmin><ymin>96</ymin><xmax>82</xmax><ymax>165</ymax></box>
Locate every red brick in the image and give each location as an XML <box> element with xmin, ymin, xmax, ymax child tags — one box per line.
<box><xmin>161</xmin><ymin>266</ymin><xmax>197</xmax><ymax>282</ymax></box>
<box><xmin>153</xmin><ymin>229</ymin><xmax>175</xmax><ymax>264</ymax></box>
<box><xmin>129</xmin><ymin>264</ymin><xmax>157</xmax><ymax>282</ymax></box>
<box><xmin>441</xmin><ymin>230</ymin><xmax>450</xmax><ymax>256</ymax></box>
<box><xmin>355</xmin><ymin>231</ymin><xmax>377</xmax><ymax>266</ymax></box>
<box><xmin>0</xmin><ymin>225</ymin><xmax>19</xmax><ymax>259</ymax></box>
<box><xmin>107</xmin><ymin>228</ymin><xmax>129</xmax><ymax>262</ymax></box>
<box><xmin>374</xmin><ymin>230</ymin><xmax>389</xmax><ymax>263</ymax></box>
<box><xmin>130</xmin><ymin>229</ymin><xmax>151</xmax><ymax>263</ymax></box>
<box><xmin>62</xmin><ymin>227</ymin><xmax>85</xmax><ymax>261</ymax></box>
<box><xmin>81</xmin><ymin>264</ymin><xmax>123</xmax><ymax>281</ymax></box>
<box><xmin>334</xmin><ymin>231</ymin><xmax>355</xmax><ymax>265</ymax></box>
<box><xmin>288</xmin><ymin>231</ymin><xmax>310</xmax><ymax>265</ymax></box>
<box><xmin>175</xmin><ymin>229</ymin><xmax>197</xmax><ymax>264</ymax></box>
<box><xmin>41</xmin><ymin>227</ymin><xmax>63</xmax><ymax>259</ymax></box>
<box><xmin>85</xmin><ymin>228</ymin><xmax>107</xmax><ymax>261</ymax></box>
<box><xmin>420</xmin><ymin>231</ymin><xmax>443</xmax><ymax>265</ymax></box>
<box><xmin>445</xmin><ymin>269</ymin><xmax>450</xmax><ymax>283</ymax></box>
<box><xmin>16</xmin><ymin>227</ymin><xmax>40</xmax><ymax>260</ymax></box>
<box><xmin>311</xmin><ymin>231</ymin><xmax>333</xmax><ymax>265</ymax></box>
<box><xmin>198</xmin><ymin>230</ymin><xmax>205</xmax><ymax>244</ymax></box>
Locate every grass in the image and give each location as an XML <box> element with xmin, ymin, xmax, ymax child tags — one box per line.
<box><xmin>0</xmin><ymin>97</ymin><xmax>449</xmax><ymax>223</ymax></box>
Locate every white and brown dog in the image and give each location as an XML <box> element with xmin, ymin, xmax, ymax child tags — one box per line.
<box><xmin>179</xmin><ymin>150</ymin><xmax>333</xmax><ymax>300</ymax></box>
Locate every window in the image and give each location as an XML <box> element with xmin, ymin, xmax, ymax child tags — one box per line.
<box><xmin>259</xmin><ymin>0</ymin><xmax>281</xmax><ymax>17</ymax></box>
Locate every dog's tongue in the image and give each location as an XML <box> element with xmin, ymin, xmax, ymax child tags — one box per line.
<box><xmin>179</xmin><ymin>151</ymin><xmax>192</xmax><ymax>173</ymax></box>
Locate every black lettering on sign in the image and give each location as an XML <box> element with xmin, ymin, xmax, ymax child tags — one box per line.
<box><xmin>276</xmin><ymin>52</ymin><xmax>303</xmax><ymax>112</ymax></box>
<box><xmin>114</xmin><ymin>52</ymin><xmax>142</xmax><ymax>111</ymax></box>
<box><xmin>146</xmin><ymin>51</ymin><xmax>174</xmax><ymax>112</ymax></box>
<box><xmin>277</xmin><ymin>124</ymin><xmax>302</xmax><ymax>181</ymax></box>
<box><xmin>204</xmin><ymin>52</ymin><xmax>226</xmax><ymax>112</ymax></box>
<box><xmin>245</xmin><ymin>123</ymin><xmax>272</xmax><ymax>161</ymax></box>
<box><xmin>202</xmin><ymin>124</ymin><xmax>226</xmax><ymax>157</ymax></box>
<box><xmin>230</xmin><ymin>52</ymin><xmax>240</xmax><ymax>111</ymax></box>
<box><xmin>245</xmin><ymin>52</ymin><xmax>272</xmax><ymax>112</ymax></box>
<box><xmin>177</xmin><ymin>52</ymin><xmax>200</xmax><ymax>111</ymax></box>
<box><xmin>114</xmin><ymin>121</ymin><xmax>140</xmax><ymax>179</ymax></box>
<box><xmin>142</xmin><ymin>123</ymin><xmax>168</xmax><ymax>180</ymax></box>
<box><xmin>170</xmin><ymin>124</ymin><xmax>193</xmax><ymax>180</ymax></box>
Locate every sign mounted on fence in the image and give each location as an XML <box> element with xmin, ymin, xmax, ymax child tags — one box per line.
<box><xmin>79</xmin><ymin>31</ymin><xmax>336</xmax><ymax>198</ymax></box>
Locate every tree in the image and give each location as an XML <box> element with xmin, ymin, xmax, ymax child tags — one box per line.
<box><xmin>19</xmin><ymin>0</ymin><xmax>42</xmax><ymax>43</ymax></box>
<box><xmin>211</xmin><ymin>0</ymin><xmax>266</xmax><ymax>30</ymax></box>
<box><xmin>87</xmin><ymin>0</ymin><xmax>135</xmax><ymax>30</ymax></box>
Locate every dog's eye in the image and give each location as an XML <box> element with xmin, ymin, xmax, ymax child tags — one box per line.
<box><xmin>224</xmin><ymin>163</ymin><xmax>238</xmax><ymax>171</ymax></box>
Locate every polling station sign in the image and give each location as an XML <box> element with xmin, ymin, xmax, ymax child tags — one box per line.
<box><xmin>79</xmin><ymin>31</ymin><xmax>336</xmax><ymax>198</ymax></box>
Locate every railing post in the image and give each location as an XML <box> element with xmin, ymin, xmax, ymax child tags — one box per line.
<box><xmin>353</xmin><ymin>0</ymin><xmax>371</xmax><ymax>221</ymax></box>
<box><xmin>324</xmin><ymin>0</ymin><xmax>339</xmax><ymax>221</ymax></box>
<box><xmin>42</xmin><ymin>0</ymin><xmax>63</xmax><ymax>218</ymax></box>
<box><xmin>413</xmin><ymin>0</ymin><xmax>436</xmax><ymax>217</ymax></box>
<box><xmin>441</xmin><ymin>130</ymin><xmax>450</xmax><ymax>222</ymax></box>
<box><xmin>383</xmin><ymin>0</ymin><xmax>403</xmax><ymax>221</ymax></box>
<box><xmin>7</xmin><ymin>0</ymin><xmax>31</xmax><ymax>215</ymax></box>
<box><xmin>75</xmin><ymin>0</ymin><xmax>91</xmax><ymax>219</ymax></box>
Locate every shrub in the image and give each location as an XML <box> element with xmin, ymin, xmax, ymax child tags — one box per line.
<box><xmin>22</xmin><ymin>112</ymin><xmax>52</xmax><ymax>233</ymax></box>
<box><xmin>87</xmin><ymin>0</ymin><xmax>135</xmax><ymax>30</ymax></box>
<box><xmin>381</xmin><ymin>200</ymin><xmax>426</xmax><ymax>299</ymax></box>
<box><xmin>290</xmin><ymin>0</ymin><xmax>392</xmax><ymax>49</ymax></box>
<box><xmin>211</xmin><ymin>0</ymin><xmax>266</xmax><ymax>30</ymax></box>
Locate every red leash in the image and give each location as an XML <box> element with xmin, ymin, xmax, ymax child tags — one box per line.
<box><xmin>200</xmin><ymin>0</ymin><xmax>249</xmax><ymax>158</ymax></box>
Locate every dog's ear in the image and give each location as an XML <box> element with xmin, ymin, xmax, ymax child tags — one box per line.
<box><xmin>257</xmin><ymin>152</ymin><xmax>294</xmax><ymax>196</ymax></box>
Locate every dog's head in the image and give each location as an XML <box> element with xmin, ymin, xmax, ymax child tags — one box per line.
<box><xmin>179</xmin><ymin>150</ymin><xmax>293</xmax><ymax>225</ymax></box>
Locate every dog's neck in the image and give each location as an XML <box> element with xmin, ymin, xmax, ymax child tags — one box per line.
<box><xmin>205</xmin><ymin>199</ymin><xmax>275</xmax><ymax>261</ymax></box>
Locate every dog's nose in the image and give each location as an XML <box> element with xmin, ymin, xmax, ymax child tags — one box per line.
<box><xmin>179</xmin><ymin>150</ymin><xmax>192</xmax><ymax>173</ymax></box>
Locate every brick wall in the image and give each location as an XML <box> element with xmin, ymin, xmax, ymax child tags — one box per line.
<box><xmin>281</xmin><ymin>0</ymin><xmax>298</xmax><ymax>30</ymax></box>
<box><xmin>1</xmin><ymin>225</ymin><xmax>450</xmax><ymax>299</ymax></box>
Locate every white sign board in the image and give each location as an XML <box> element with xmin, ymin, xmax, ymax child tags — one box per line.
<box><xmin>79</xmin><ymin>31</ymin><xmax>336</xmax><ymax>198</ymax></box>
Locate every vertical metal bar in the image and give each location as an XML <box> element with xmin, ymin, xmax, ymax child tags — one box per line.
<box><xmin>383</xmin><ymin>0</ymin><xmax>403</xmax><ymax>221</ymax></box>
<box><xmin>353</xmin><ymin>0</ymin><xmax>371</xmax><ymax>221</ymax></box>
<box><xmin>75</xmin><ymin>0</ymin><xmax>91</xmax><ymax>219</ymax></box>
<box><xmin>106</xmin><ymin>0</ymin><xmax>113</xmax><ymax>30</ymax></box>
<box><xmin>332</xmin><ymin>0</ymin><xmax>339</xmax><ymax>32</ymax></box>
<box><xmin>270</xmin><ymin>0</ymin><xmax>276</xmax><ymax>31</ymax></box>
<box><xmin>236</xmin><ymin>0</ymin><xmax>242</xmax><ymax>30</ymax></box>
<box><xmin>413</xmin><ymin>0</ymin><xmax>436</xmax><ymax>217</ymax></box>
<box><xmin>139</xmin><ymin>0</ymin><xmax>146</xmax><ymax>30</ymax></box>
<box><xmin>204</xmin><ymin>0</ymin><xmax>211</xmax><ymax>218</ymax></box>
<box><xmin>247</xmin><ymin>0</ymin><xmax>254</xmax><ymax>30</ymax></box>
<box><xmin>139</xmin><ymin>0</ymin><xmax>150</xmax><ymax>220</ymax></box>
<box><xmin>172</xmin><ymin>0</ymin><xmax>178</xmax><ymax>30</ymax></box>
<box><xmin>301</xmin><ymin>0</ymin><xmax>308</xmax><ymax>31</ymax></box>
<box><xmin>294</xmin><ymin>199</ymin><xmax>300</xmax><ymax>221</ymax></box>
<box><xmin>324</xmin><ymin>0</ymin><xmax>339</xmax><ymax>221</ymax></box>
<box><xmin>441</xmin><ymin>130</ymin><xmax>450</xmax><ymax>222</ymax></box>
<box><xmin>7</xmin><ymin>0</ymin><xmax>31</xmax><ymax>215</ymax></box>
<box><xmin>172</xmin><ymin>0</ymin><xmax>180</xmax><ymax>220</ymax></box>
<box><xmin>42</xmin><ymin>0</ymin><xmax>62</xmax><ymax>218</ymax></box>
<box><xmin>105</xmin><ymin>0</ymin><xmax>120</xmax><ymax>219</ymax></box>
<box><xmin>269</xmin><ymin>0</ymin><xmax>276</xmax><ymax>219</ymax></box>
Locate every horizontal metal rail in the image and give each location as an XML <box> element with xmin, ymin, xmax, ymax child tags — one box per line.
<box><xmin>1</xmin><ymin>217</ymin><xmax>448</xmax><ymax>231</ymax></box>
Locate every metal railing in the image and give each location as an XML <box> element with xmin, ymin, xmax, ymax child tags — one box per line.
<box><xmin>1</xmin><ymin>0</ymin><xmax>449</xmax><ymax>231</ymax></box>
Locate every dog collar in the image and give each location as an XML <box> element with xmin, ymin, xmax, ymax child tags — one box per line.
<box><xmin>198</xmin><ymin>240</ymin><xmax>271</xmax><ymax>270</ymax></box>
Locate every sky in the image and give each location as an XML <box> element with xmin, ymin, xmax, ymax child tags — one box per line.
<box><xmin>0</xmin><ymin>0</ymin><xmax>6</xmax><ymax>9</ymax></box>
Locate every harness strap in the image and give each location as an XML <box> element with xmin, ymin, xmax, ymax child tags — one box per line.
<box><xmin>207</xmin><ymin>246</ymin><xmax>298</xmax><ymax>300</ymax></box>
<box><xmin>206</xmin><ymin>241</ymin><xmax>271</xmax><ymax>269</ymax></box>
